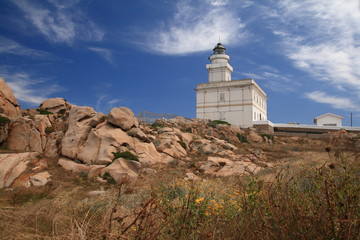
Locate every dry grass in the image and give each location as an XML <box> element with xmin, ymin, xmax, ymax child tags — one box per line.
<box><xmin>1</xmin><ymin>138</ymin><xmax>359</xmax><ymax>239</ymax></box>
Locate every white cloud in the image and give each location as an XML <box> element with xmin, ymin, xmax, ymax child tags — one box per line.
<box><xmin>242</xmin><ymin>65</ymin><xmax>299</xmax><ymax>92</ymax></box>
<box><xmin>0</xmin><ymin>67</ymin><xmax>64</xmax><ymax>105</ymax></box>
<box><xmin>0</xmin><ymin>36</ymin><xmax>56</xmax><ymax>59</ymax></box>
<box><xmin>264</xmin><ymin>0</ymin><xmax>360</xmax><ymax>110</ymax></box>
<box><xmin>88</xmin><ymin>47</ymin><xmax>114</xmax><ymax>64</ymax></box>
<box><xmin>148</xmin><ymin>0</ymin><xmax>247</xmax><ymax>55</ymax></box>
<box><xmin>305</xmin><ymin>91</ymin><xmax>358</xmax><ymax>111</ymax></box>
<box><xmin>12</xmin><ymin>0</ymin><xmax>104</xmax><ymax>45</ymax></box>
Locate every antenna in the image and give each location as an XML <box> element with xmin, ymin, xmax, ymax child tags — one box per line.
<box><xmin>219</xmin><ymin>35</ymin><xmax>221</xmax><ymax>43</ymax></box>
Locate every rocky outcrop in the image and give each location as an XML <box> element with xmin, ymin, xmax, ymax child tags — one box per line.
<box><xmin>101</xmin><ymin>158</ymin><xmax>141</xmax><ymax>182</ymax></box>
<box><xmin>39</xmin><ymin>98</ymin><xmax>68</xmax><ymax>114</ymax></box>
<box><xmin>108</xmin><ymin>107</ymin><xmax>139</xmax><ymax>131</ymax></box>
<box><xmin>5</xmin><ymin>115</ymin><xmax>52</xmax><ymax>152</ymax></box>
<box><xmin>0</xmin><ymin>78</ymin><xmax>22</xmax><ymax>118</ymax></box>
<box><xmin>61</xmin><ymin>106</ymin><xmax>105</xmax><ymax>160</ymax></box>
<box><xmin>0</xmin><ymin>152</ymin><xmax>40</xmax><ymax>188</ymax></box>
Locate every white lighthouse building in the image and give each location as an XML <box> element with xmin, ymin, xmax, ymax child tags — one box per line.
<box><xmin>196</xmin><ymin>43</ymin><xmax>267</xmax><ymax>128</ymax></box>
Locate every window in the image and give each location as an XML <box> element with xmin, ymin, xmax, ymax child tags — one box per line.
<box><xmin>324</xmin><ymin>123</ymin><xmax>337</xmax><ymax>126</ymax></box>
<box><xmin>219</xmin><ymin>92</ymin><xmax>225</xmax><ymax>101</ymax></box>
<box><xmin>220</xmin><ymin>112</ymin><xmax>225</xmax><ymax>120</ymax></box>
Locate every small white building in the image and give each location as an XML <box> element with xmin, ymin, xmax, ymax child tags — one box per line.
<box><xmin>314</xmin><ymin>113</ymin><xmax>343</xmax><ymax>127</ymax></box>
<box><xmin>195</xmin><ymin>43</ymin><xmax>267</xmax><ymax>128</ymax></box>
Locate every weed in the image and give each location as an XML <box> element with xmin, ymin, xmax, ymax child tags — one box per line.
<box><xmin>38</xmin><ymin>108</ymin><xmax>53</xmax><ymax>115</ymax></box>
<box><xmin>178</xmin><ymin>141</ymin><xmax>187</xmax><ymax>149</ymax></box>
<box><xmin>45</xmin><ymin>126</ymin><xmax>55</xmax><ymax>135</ymax></box>
<box><xmin>0</xmin><ymin>115</ymin><xmax>10</xmax><ymax>125</ymax></box>
<box><xmin>112</xmin><ymin>151</ymin><xmax>139</xmax><ymax>161</ymax></box>
<box><xmin>151</xmin><ymin>122</ymin><xmax>164</xmax><ymax>128</ymax></box>
<box><xmin>208</xmin><ymin>120</ymin><xmax>231</xmax><ymax>127</ymax></box>
<box><xmin>102</xmin><ymin>172</ymin><xmax>117</xmax><ymax>185</ymax></box>
<box><xmin>237</xmin><ymin>133</ymin><xmax>250</xmax><ymax>144</ymax></box>
<box><xmin>261</xmin><ymin>134</ymin><xmax>274</xmax><ymax>141</ymax></box>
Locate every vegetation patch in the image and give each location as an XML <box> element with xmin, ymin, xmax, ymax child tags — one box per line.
<box><xmin>0</xmin><ymin>115</ymin><xmax>10</xmax><ymax>125</ymax></box>
<box><xmin>178</xmin><ymin>141</ymin><xmax>187</xmax><ymax>149</ymax></box>
<box><xmin>151</xmin><ymin>122</ymin><xmax>164</xmax><ymax>128</ymax></box>
<box><xmin>208</xmin><ymin>120</ymin><xmax>231</xmax><ymax>127</ymax></box>
<box><xmin>237</xmin><ymin>133</ymin><xmax>250</xmax><ymax>144</ymax></box>
<box><xmin>102</xmin><ymin>172</ymin><xmax>116</xmax><ymax>185</ymax></box>
<box><xmin>38</xmin><ymin>108</ymin><xmax>53</xmax><ymax>115</ymax></box>
<box><xmin>112</xmin><ymin>151</ymin><xmax>139</xmax><ymax>162</ymax></box>
<box><xmin>261</xmin><ymin>134</ymin><xmax>274</xmax><ymax>141</ymax></box>
<box><xmin>45</xmin><ymin>126</ymin><xmax>55</xmax><ymax>135</ymax></box>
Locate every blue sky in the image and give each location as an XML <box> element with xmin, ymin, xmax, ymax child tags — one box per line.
<box><xmin>1</xmin><ymin>0</ymin><xmax>360</xmax><ymax>126</ymax></box>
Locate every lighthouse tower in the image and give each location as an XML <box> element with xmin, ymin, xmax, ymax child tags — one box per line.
<box><xmin>196</xmin><ymin>43</ymin><xmax>268</xmax><ymax>128</ymax></box>
<box><xmin>206</xmin><ymin>43</ymin><xmax>233</xmax><ymax>82</ymax></box>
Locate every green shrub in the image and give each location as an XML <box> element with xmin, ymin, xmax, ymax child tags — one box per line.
<box><xmin>208</xmin><ymin>120</ymin><xmax>231</xmax><ymax>127</ymax></box>
<box><xmin>237</xmin><ymin>133</ymin><xmax>250</xmax><ymax>144</ymax></box>
<box><xmin>0</xmin><ymin>115</ymin><xmax>10</xmax><ymax>125</ymax></box>
<box><xmin>102</xmin><ymin>172</ymin><xmax>116</xmax><ymax>184</ymax></box>
<box><xmin>45</xmin><ymin>127</ymin><xmax>54</xmax><ymax>135</ymax></box>
<box><xmin>261</xmin><ymin>134</ymin><xmax>274</xmax><ymax>141</ymax></box>
<box><xmin>151</xmin><ymin>122</ymin><xmax>164</xmax><ymax>128</ymax></box>
<box><xmin>112</xmin><ymin>151</ymin><xmax>139</xmax><ymax>161</ymax></box>
<box><xmin>178</xmin><ymin>141</ymin><xmax>187</xmax><ymax>149</ymax></box>
<box><xmin>38</xmin><ymin>109</ymin><xmax>53</xmax><ymax>115</ymax></box>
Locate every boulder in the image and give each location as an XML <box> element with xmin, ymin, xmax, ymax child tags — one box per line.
<box><xmin>0</xmin><ymin>152</ymin><xmax>39</xmax><ymax>188</ymax></box>
<box><xmin>61</xmin><ymin>106</ymin><xmax>104</xmax><ymax>159</ymax></box>
<box><xmin>0</xmin><ymin>78</ymin><xmax>22</xmax><ymax>118</ymax></box>
<box><xmin>5</xmin><ymin>117</ymin><xmax>42</xmax><ymax>152</ymax></box>
<box><xmin>127</xmin><ymin>128</ymin><xmax>151</xmax><ymax>142</ymax></box>
<box><xmin>0</xmin><ymin>114</ymin><xmax>10</xmax><ymax>143</ymax></box>
<box><xmin>132</xmin><ymin>137</ymin><xmax>165</xmax><ymax>164</ymax></box>
<box><xmin>248</xmin><ymin>131</ymin><xmax>263</xmax><ymax>143</ymax></box>
<box><xmin>184</xmin><ymin>172</ymin><xmax>202</xmax><ymax>181</ymax></box>
<box><xmin>58</xmin><ymin>157</ymin><xmax>105</xmax><ymax>177</ymax></box>
<box><xmin>108</xmin><ymin>107</ymin><xmax>139</xmax><ymax>131</ymax></box>
<box><xmin>39</xmin><ymin>98</ymin><xmax>68</xmax><ymax>114</ymax></box>
<box><xmin>77</xmin><ymin>123</ymin><xmax>133</xmax><ymax>164</ymax></box>
<box><xmin>44</xmin><ymin>131</ymin><xmax>64</xmax><ymax>158</ymax></box>
<box><xmin>101</xmin><ymin>158</ymin><xmax>141</xmax><ymax>183</ymax></box>
<box><xmin>156</xmin><ymin>136</ymin><xmax>187</xmax><ymax>159</ymax></box>
<box><xmin>30</xmin><ymin>172</ymin><xmax>51</xmax><ymax>186</ymax></box>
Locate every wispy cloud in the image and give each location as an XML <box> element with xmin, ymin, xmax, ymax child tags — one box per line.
<box><xmin>266</xmin><ymin>0</ymin><xmax>360</xmax><ymax>110</ymax></box>
<box><xmin>12</xmin><ymin>0</ymin><xmax>104</xmax><ymax>45</ymax></box>
<box><xmin>92</xmin><ymin>83</ymin><xmax>123</xmax><ymax>113</ymax></box>
<box><xmin>147</xmin><ymin>0</ymin><xmax>247</xmax><ymax>55</ymax></box>
<box><xmin>305</xmin><ymin>91</ymin><xmax>359</xmax><ymax>111</ymax></box>
<box><xmin>242</xmin><ymin>65</ymin><xmax>299</xmax><ymax>92</ymax></box>
<box><xmin>0</xmin><ymin>67</ymin><xmax>64</xmax><ymax>105</ymax></box>
<box><xmin>88</xmin><ymin>47</ymin><xmax>114</xmax><ymax>64</ymax></box>
<box><xmin>0</xmin><ymin>36</ymin><xmax>56</xmax><ymax>60</ymax></box>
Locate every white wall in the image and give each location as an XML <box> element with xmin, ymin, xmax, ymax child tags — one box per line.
<box><xmin>316</xmin><ymin>115</ymin><xmax>343</xmax><ymax>127</ymax></box>
<box><xmin>196</xmin><ymin>80</ymin><xmax>267</xmax><ymax>128</ymax></box>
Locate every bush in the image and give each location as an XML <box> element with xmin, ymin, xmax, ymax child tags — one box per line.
<box><xmin>261</xmin><ymin>134</ymin><xmax>274</xmax><ymax>141</ymax></box>
<box><xmin>102</xmin><ymin>172</ymin><xmax>116</xmax><ymax>184</ymax></box>
<box><xmin>0</xmin><ymin>115</ymin><xmax>10</xmax><ymax>125</ymax></box>
<box><xmin>208</xmin><ymin>120</ymin><xmax>231</xmax><ymax>127</ymax></box>
<box><xmin>237</xmin><ymin>133</ymin><xmax>250</xmax><ymax>144</ymax></box>
<box><xmin>151</xmin><ymin>122</ymin><xmax>164</xmax><ymax>128</ymax></box>
<box><xmin>178</xmin><ymin>141</ymin><xmax>187</xmax><ymax>149</ymax></box>
<box><xmin>45</xmin><ymin>126</ymin><xmax>54</xmax><ymax>135</ymax></box>
<box><xmin>38</xmin><ymin>109</ymin><xmax>53</xmax><ymax>115</ymax></box>
<box><xmin>112</xmin><ymin>151</ymin><xmax>139</xmax><ymax>161</ymax></box>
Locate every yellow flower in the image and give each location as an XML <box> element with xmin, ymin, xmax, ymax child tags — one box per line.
<box><xmin>195</xmin><ymin>197</ymin><xmax>205</xmax><ymax>204</ymax></box>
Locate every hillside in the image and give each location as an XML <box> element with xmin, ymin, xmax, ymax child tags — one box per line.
<box><xmin>1</xmin><ymin>78</ymin><xmax>360</xmax><ymax>240</ymax></box>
